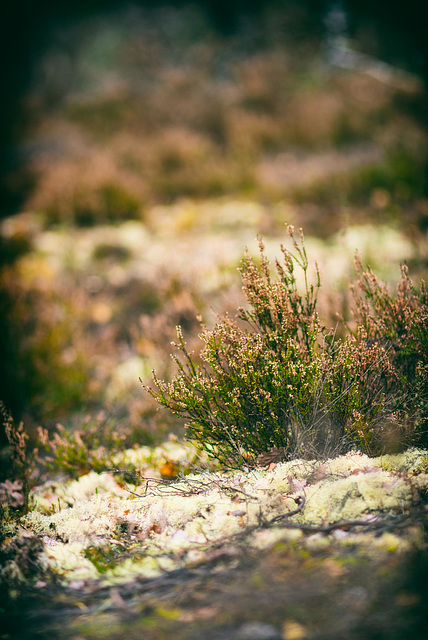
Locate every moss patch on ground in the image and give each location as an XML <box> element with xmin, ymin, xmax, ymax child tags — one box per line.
<box><xmin>0</xmin><ymin>442</ymin><xmax>428</xmax><ymax>640</ymax></box>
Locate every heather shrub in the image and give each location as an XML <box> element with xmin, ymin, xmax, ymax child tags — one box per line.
<box><xmin>0</xmin><ymin>405</ymin><xmax>123</xmax><ymax>511</ymax></box>
<box><xmin>350</xmin><ymin>255</ymin><xmax>428</xmax><ymax>448</ymax></box>
<box><xmin>37</xmin><ymin>414</ymin><xmax>126</xmax><ymax>480</ymax></box>
<box><xmin>146</xmin><ymin>227</ymin><xmax>427</xmax><ymax>466</ymax></box>
<box><xmin>0</xmin><ymin>403</ymin><xmax>39</xmax><ymax>515</ymax></box>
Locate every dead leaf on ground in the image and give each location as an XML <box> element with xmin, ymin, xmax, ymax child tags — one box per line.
<box><xmin>257</xmin><ymin>447</ymin><xmax>288</xmax><ymax>467</ymax></box>
<box><xmin>351</xmin><ymin>466</ymin><xmax>382</xmax><ymax>475</ymax></box>
<box><xmin>147</xmin><ymin>521</ymin><xmax>162</xmax><ymax>535</ymax></box>
<box><xmin>307</xmin><ymin>464</ymin><xmax>327</xmax><ymax>484</ymax></box>
<box><xmin>288</xmin><ymin>477</ymin><xmax>307</xmax><ymax>494</ymax></box>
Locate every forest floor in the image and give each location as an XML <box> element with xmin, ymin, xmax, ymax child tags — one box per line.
<box><xmin>1</xmin><ymin>446</ymin><xmax>428</xmax><ymax>640</ymax></box>
<box><xmin>1</xmin><ymin>7</ymin><xmax>428</xmax><ymax>639</ymax></box>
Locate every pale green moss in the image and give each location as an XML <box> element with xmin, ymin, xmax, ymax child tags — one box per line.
<box><xmin>321</xmin><ymin>451</ymin><xmax>374</xmax><ymax>475</ymax></box>
<box><xmin>32</xmin><ymin>471</ymin><xmax>127</xmax><ymax>513</ymax></box>
<box><xmin>44</xmin><ymin>542</ymin><xmax>98</xmax><ymax>581</ymax></box>
<box><xmin>111</xmin><ymin>445</ymin><xmax>154</xmax><ymax>468</ymax></box>
<box><xmin>13</xmin><ymin>447</ymin><xmax>427</xmax><ymax>589</ymax></box>
<box><xmin>374</xmin><ymin>449</ymin><xmax>428</xmax><ymax>475</ymax></box>
<box><xmin>301</xmin><ymin>472</ymin><xmax>411</xmax><ymax>525</ymax></box>
<box><xmin>26</xmin><ymin>494</ymin><xmax>126</xmax><ymax>543</ymax></box>
<box><xmin>106</xmin><ymin>556</ymin><xmax>170</xmax><ymax>582</ymax></box>
<box><xmin>252</xmin><ymin>528</ymin><xmax>303</xmax><ymax>550</ymax></box>
<box><xmin>412</xmin><ymin>473</ymin><xmax>428</xmax><ymax>492</ymax></box>
<box><xmin>111</xmin><ymin>440</ymin><xmax>210</xmax><ymax>472</ymax></box>
<box><xmin>264</xmin><ymin>459</ymin><xmax>316</xmax><ymax>491</ymax></box>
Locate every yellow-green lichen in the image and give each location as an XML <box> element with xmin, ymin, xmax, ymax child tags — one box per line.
<box><xmin>375</xmin><ymin>449</ymin><xmax>428</xmax><ymax>475</ymax></box>
<box><xmin>301</xmin><ymin>472</ymin><xmax>411</xmax><ymax>525</ymax></box>
<box><xmin>11</xmin><ymin>446</ymin><xmax>427</xmax><ymax>589</ymax></box>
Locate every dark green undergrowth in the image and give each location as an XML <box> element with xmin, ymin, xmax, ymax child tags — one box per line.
<box><xmin>147</xmin><ymin>227</ymin><xmax>428</xmax><ymax>466</ymax></box>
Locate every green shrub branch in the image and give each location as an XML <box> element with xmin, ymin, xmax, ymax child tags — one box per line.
<box><xmin>145</xmin><ymin>227</ymin><xmax>427</xmax><ymax>466</ymax></box>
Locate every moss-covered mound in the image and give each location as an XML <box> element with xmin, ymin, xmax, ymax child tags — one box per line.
<box><xmin>1</xmin><ymin>446</ymin><xmax>426</xmax><ymax>593</ymax></box>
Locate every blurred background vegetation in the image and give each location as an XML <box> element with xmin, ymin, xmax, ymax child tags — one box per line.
<box><xmin>0</xmin><ymin>0</ymin><xmax>427</xmax><ymax>477</ymax></box>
